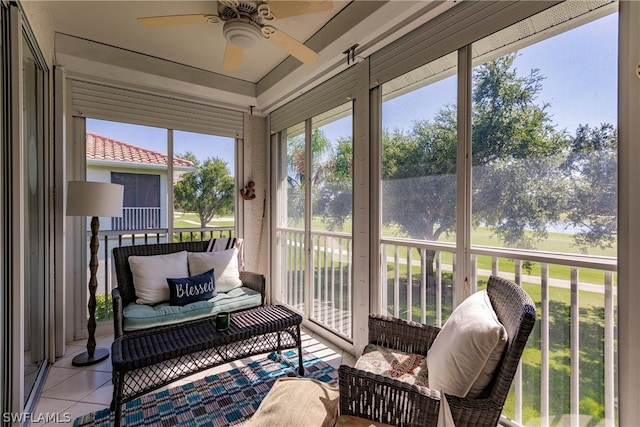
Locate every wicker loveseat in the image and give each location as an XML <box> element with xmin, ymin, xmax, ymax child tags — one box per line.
<box><xmin>339</xmin><ymin>275</ymin><xmax>536</xmax><ymax>427</ymax></box>
<box><xmin>112</xmin><ymin>240</ymin><xmax>265</xmax><ymax>338</ymax></box>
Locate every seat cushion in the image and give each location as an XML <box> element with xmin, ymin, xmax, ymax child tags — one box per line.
<box><xmin>427</xmin><ymin>289</ymin><xmax>508</xmax><ymax>398</ymax></box>
<box><xmin>122</xmin><ymin>286</ymin><xmax>262</xmax><ymax>332</ymax></box>
<box><xmin>355</xmin><ymin>343</ymin><xmax>429</xmax><ymax>388</ymax></box>
<box><xmin>128</xmin><ymin>250</ymin><xmax>189</xmax><ymax>305</ymax></box>
<box><xmin>188</xmin><ymin>248</ymin><xmax>243</xmax><ymax>292</ymax></box>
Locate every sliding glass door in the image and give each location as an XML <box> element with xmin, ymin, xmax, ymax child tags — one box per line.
<box><xmin>21</xmin><ymin>26</ymin><xmax>49</xmax><ymax>407</ymax></box>
<box><xmin>276</xmin><ymin>103</ymin><xmax>354</xmax><ymax>339</ymax></box>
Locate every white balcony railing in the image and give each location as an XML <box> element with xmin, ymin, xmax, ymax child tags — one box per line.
<box><xmin>111</xmin><ymin>207</ymin><xmax>161</xmax><ymax>230</ymax></box>
<box><xmin>279</xmin><ymin>228</ymin><xmax>353</xmax><ymax>339</ymax></box>
<box><xmin>278</xmin><ymin>230</ymin><xmax>617</xmax><ymax>427</ymax></box>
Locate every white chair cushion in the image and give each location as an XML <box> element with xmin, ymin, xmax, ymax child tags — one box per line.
<box><xmin>188</xmin><ymin>248</ymin><xmax>243</xmax><ymax>293</ymax></box>
<box><xmin>427</xmin><ymin>289</ymin><xmax>508</xmax><ymax>398</ymax></box>
<box><xmin>128</xmin><ymin>250</ymin><xmax>189</xmax><ymax>305</ymax></box>
<box><xmin>355</xmin><ymin>344</ymin><xmax>429</xmax><ymax>388</ymax></box>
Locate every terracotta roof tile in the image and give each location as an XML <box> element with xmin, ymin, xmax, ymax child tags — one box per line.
<box><xmin>86</xmin><ymin>132</ymin><xmax>194</xmax><ymax>168</ymax></box>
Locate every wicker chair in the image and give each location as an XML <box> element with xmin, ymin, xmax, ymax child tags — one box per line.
<box><xmin>338</xmin><ymin>275</ymin><xmax>536</xmax><ymax>427</ymax></box>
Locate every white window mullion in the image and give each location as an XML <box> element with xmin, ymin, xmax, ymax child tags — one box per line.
<box><xmin>304</xmin><ymin>119</ymin><xmax>313</xmax><ymax>319</ymax></box>
<box><xmin>351</xmin><ymin>59</ymin><xmax>371</xmax><ymax>354</ymax></box>
<box><xmin>455</xmin><ymin>45</ymin><xmax>472</xmax><ymax>307</ymax></box>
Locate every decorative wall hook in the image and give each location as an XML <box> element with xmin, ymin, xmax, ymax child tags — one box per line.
<box><xmin>240</xmin><ymin>181</ymin><xmax>256</xmax><ymax>200</ymax></box>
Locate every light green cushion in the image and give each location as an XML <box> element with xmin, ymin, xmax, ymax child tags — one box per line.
<box><xmin>122</xmin><ymin>287</ymin><xmax>262</xmax><ymax>332</ymax></box>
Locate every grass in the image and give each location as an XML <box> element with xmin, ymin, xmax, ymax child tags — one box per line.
<box><xmin>173</xmin><ymin>212</ymin><xmax>235</xmax><ymax>229</ymax></box>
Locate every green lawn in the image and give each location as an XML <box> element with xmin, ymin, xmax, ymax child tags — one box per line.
<box><xmin>173</xmin><ymin>212</ymin><xmax>235</xmax><ymax>229</ymax></box>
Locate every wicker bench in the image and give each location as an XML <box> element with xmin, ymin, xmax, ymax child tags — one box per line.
<box><xmin>110</xmin><ymin>304</ymin><xmax>303</xmax><ymax>427</ymax></box>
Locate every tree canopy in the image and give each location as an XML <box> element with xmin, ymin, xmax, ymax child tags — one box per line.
<box><xmin>298</xmin><ymin>52</ymin><xmax>617</xmax><ymax>255</ymax></box>
<box><xmin>174</xmin><ymin>152</ymin><xmax>235</xmax><ymax>228</ymax></box>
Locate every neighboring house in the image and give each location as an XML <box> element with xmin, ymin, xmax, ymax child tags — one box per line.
<box><xmin>85</xmin><ymin>132</ymin><xmax>194</xmax><ymax>230</ymax></box>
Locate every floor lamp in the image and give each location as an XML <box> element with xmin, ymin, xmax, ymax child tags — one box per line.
<box><xmin>67</xmin><ymin>181</ymin><xmax>124</xmax><ymax>367</ymax></box>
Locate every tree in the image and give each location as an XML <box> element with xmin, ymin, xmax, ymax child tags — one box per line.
<box><xmin>564</xmin><ymin>123</ymin><xmax>617</xmax><ymax>253</ymax></box>
<box><xmin>285</xmin><ymin>127</ymin><xmax>332</xmax><ymax>225</ymax></box>
<box><xmin>174</xmin><ymin>152</ymin><xmax>235</xmax><ymax>228</ymax></box>
<box><xmin>313</xmin><ymin>53</ymin><xmax>617</xmax><ymax>264</ymax></box>
<box><xmin>315</xmin><ymin>136</ymin><xmax>353</xmax><ymax>230</ymax></box>
<box><xmin>381</xmin><ymin>53</ymin><xmax>567</xmax><ymax>250</ymax></box>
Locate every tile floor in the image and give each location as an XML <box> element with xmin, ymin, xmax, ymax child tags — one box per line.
<box><xmin>33</xmin><ymin>327</ymin><xmax>356</xmax><ymax>426</ymax></box>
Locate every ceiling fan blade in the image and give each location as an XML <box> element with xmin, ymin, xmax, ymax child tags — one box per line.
<box><xmin>269</xmin><ymin>28</ymin><xmax>319</xmax><ymax>65</ymax></box>
<box><xmin>267</xmin><ymin>1</ymin><xmax>333</xmax><ymax>19</ymax></box>
<box><xmin>137</xmin><ymin>14</ymin><xmax>216</xmax><ymax>28</ymax></box>
<box><xmin>223</xmin><ymin>42</ymin><xmax>244</xmax><ymax>71</ymax></box>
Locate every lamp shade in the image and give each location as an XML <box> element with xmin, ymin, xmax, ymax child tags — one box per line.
<box><xmin>66</xmin><ymin>181</ymin><xmax>124</xmax><ymax>217</ymax></box>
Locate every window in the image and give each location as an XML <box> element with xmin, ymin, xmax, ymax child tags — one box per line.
<box><xmin>470</xmin><ymin>8</ymin><xmax>618</xmax><ymax>426</ymax></box>
<box><xmin>279</xmin><ymin>121</ymin><xmax>307</xmax><ymax>314</ymax></box>
<box><xmin>380</xmin><ymin>52</ymin><xmax>457</xmax><ymax>324</ymax></box>
<box><xmin>86</xmin><ymin>120</ymin><xmax>167</xmax><ymax>229</ymax></box>
<box><xmin>111</xmin><ymin>172</ymin><xmax>160</xmax><ymax>230</ymax></box>
<box><xmin>277</xmin><ymin>103</ymin><xmax>354</xmax><ymax>339</ymax></box>
<box><xmin>310</xmin><ymin>104</ymin><xmax>353</xmax><ymax>337</ymax></box>
<box><xmin>84</xmin><ymin>119</ymin><xmax>237</xmax><ymax>323</ymax></box>
<box><xmin>173</xmin><ymin>130</ymin><xmax>235</xmax><ymax>232</ymax></box>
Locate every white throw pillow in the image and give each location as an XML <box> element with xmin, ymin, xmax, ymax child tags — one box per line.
<box><xmin>128</xmin><ymin>251</ymin><xmax>189</xmax><ymax>305</ymax></box>
<box><xmin>427</xmin><ymin>289</ymin><xmax>508</xmax><ymax>398</ymax></box>
<box><xmin>188</xmin><ymin>248</ymin><xmax>243</xmax><ymax>293</ymax></box>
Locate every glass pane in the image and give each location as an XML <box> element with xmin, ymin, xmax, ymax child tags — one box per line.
<box><xmin>23</xmin><ymin>36</ymin><xmax>46</xmax><ymax>403</ymax></box>
<box><xmin>310</xmin><ymin>103</ymin><xmax>353</xmax><ymax>338</ymax></box>
<box><xmin>281</xmin><ymin>122</ymin><xmax>306</xmax><ymax>314</ymax></box>
<box><xmin>85</xmin><ymin>119</ymin><xmax>167</xmax><ymax>321</ymax></box>
<box><xmin>380</xmin><ymin>52</ymin><xmax>457</xmax><ymax>323</ymax></box>
<box><xmin>86</xmin><ymin>119</ymin><xmax>167</xmax><ymax>231</ymax></box>
<box><xmin>173</xmin><ymin>130</ymin><xmax>235</xmax><ymax>240</ymax></box>
<box><xmin>285</xmin><ymin>122</ymin><xmax>306</xmax><ymax>228</ymax></box>
<box><xmin>471</xmin><ymin>10</ymin><xmax>618</xmax><ymax>426</ymax></box>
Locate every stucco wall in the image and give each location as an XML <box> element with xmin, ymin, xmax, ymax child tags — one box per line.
<box><xmin>241</xmin><ymin>113</ymin><xmax>269</xmax><ymax>282</ymax></box>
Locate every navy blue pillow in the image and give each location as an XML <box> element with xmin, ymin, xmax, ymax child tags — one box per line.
<box><xmin>166</xmin><ymin>268</ymin><xmax>216</xmax><ymax>306</ymax></box>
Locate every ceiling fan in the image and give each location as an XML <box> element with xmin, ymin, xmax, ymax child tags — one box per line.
<box><xmin>137</xmin><ymin>1</ymin><xmax>333</xmax><ymax>71</ymax></box>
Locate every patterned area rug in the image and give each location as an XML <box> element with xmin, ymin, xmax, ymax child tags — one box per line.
<box><xmin>73</xmin><ymin>350</ymin><xmax>338</xmax><ymax>427</ymax></box>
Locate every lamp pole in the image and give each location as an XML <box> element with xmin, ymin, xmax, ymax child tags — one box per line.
<box><xmin>67</xmin><ymin>181</ymin><xmax>123</xmax><ymax>367</ymax></box>
<box><xmin>72</xmin><ymin>216</ymin><xmax>109</xmax><ymax>366</ymax></box>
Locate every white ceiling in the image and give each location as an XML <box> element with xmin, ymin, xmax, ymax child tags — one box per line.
<box><xmin>49</xmin><ymin>1</ymin><xmax>351</xmax><ymax>83</ymax></box>
<box><xmin>47</xmin><ymin>1</ymin><xmax>457</xmax><ymax>111</ymax></box>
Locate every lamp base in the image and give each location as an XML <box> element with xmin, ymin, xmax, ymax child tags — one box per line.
<box><xmin>71</xmin><ymin>347</ymin><xmax>110</xmax><ymax>367</ymax></box>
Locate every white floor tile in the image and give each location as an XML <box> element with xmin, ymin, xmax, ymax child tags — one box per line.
<box><xmin>37</xmin><ymin>324</ymin><xmax>355</xmax><ymax>419</ymax></box>
<box><xmin>41</xmin><ymin>370</ymin><xmax>112</xmax><ymax>402</ymax></box>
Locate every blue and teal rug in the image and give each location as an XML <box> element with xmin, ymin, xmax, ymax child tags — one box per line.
<box><xmin>73</xmin><ymin>350</ymin><xmax>338</xmax><ymax>426</ymax></box>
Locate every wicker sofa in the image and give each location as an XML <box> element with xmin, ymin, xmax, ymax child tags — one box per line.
<box><xmin>112</xmin><ymin>240</ymin><xmax>265</xmax><ymax>338</ymax></box>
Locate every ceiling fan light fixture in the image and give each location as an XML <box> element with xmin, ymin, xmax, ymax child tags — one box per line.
<box><xmin>223</xmin><ymin>19</ymin><xmax>262</xmax><ymax>49</ymax></box>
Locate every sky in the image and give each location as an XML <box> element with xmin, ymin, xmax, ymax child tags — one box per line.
<box><xmin>380</xmin><ymin>12</ymin><xmax>617</xmax><ymax>138</ymax></box>
<box><xmin>87</xmin><ymin>119</ymin><xmax>236</xmax><ymax>173</ymax></box>
<box><xmin>87</xmin><ymin>11</ymin><xmax>618</xmax><ymax>166</ymax></box>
